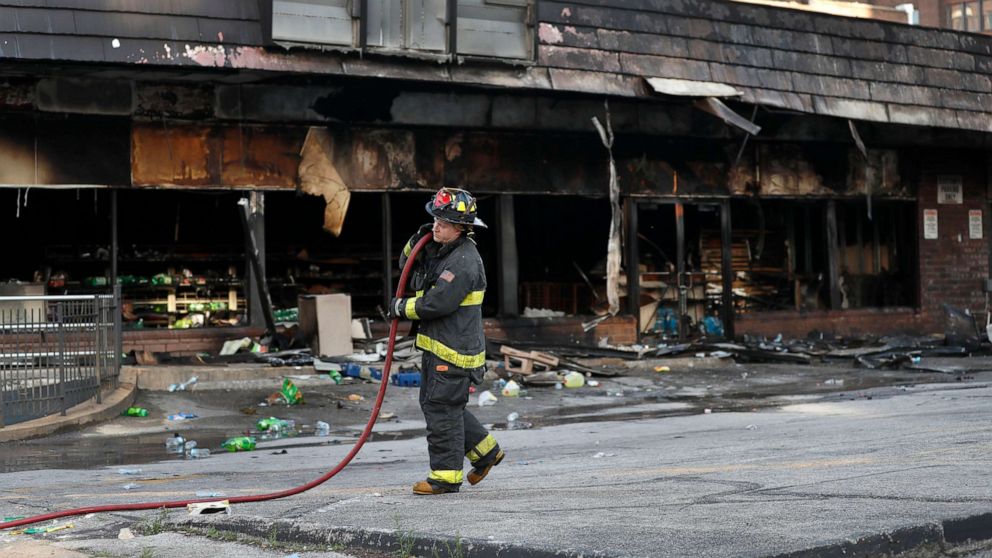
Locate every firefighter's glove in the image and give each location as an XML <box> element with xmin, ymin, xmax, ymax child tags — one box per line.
<box><xmin>387</xmin><ymin>297</ymin><xmax>405</xmax><ymax>320</ymax></box>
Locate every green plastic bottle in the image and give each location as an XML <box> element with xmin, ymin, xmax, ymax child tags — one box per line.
<box><xmin>221</xmin><ymin>436</ymin><xmax>257</xmax><ymax>452</ymax></box>
<box><xmin>122</xmin><ymin>406</ymin><xmax>148</xmax><ymax>417</ymax></box>
<box><xmin>327</xmin><ymin>369</ymin><xmax>343</xmax><ymax>385</ymax></box>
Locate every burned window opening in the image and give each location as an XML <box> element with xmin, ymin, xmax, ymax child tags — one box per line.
<box><xmin>514</xmin><ymin>195</ymin><xmax>611</xmax><ymax>317</ymax></box>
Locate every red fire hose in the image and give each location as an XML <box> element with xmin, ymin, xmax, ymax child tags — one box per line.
<box><xmin>0</xmin><ymin>233</ymin><xmax>434</xmax><ymax>531</ymax></box>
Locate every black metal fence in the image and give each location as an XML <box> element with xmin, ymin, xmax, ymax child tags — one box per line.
<box><xmin>0</xmin><ymin>289</ymin><xmax>121</xmax><ymax>427</ymax></box>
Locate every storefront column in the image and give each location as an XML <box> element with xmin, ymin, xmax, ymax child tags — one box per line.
<box><xmin>110</xmin><ymin>188</ymin><xmax>118</xmax><ymax>287</ymax></box>
<box><xmin>245</xmin><ymin>191</ymin><xmax>267</xmax><ymax>328</ymax></box>
<box><xmin>720</xmin><ymin>199</ymin><xmax>734</xmax><ymax>339</ymax></box>
<box><xmin>624</xmin><ymin>198</ymin><xmax>640</xmax><ymax>323</ymax></box>
<box><xmin>826</xmin><ymin>200</ymin><xmax>841</xmax><ymax>310</ymax></box>
<box><xmin>497</xmin><ymin>194</ymin><xmax>519</xmax><ymax>316</ymax></box>
<box><xmin>381</xmin><ymin>192</ymin><xmax>393</xmax><ymax>308</ymax></box>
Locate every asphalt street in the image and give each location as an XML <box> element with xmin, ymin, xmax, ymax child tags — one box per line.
<box><xmin>2</xmin><ymin>371</ymin><xmax>992</xmax><ymax>557</ymax></box>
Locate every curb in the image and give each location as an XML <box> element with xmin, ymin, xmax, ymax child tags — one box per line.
<box><xmin>0</xmin><ymin>383</ymin><xmax>137</xmax><ymax>443</ymax></box>
<box><xmin>178</xmin><ymin>515</ymin><xmax>614</xmax><ymax>558</ymax></box>
<box><xmin>769</xmin><ymin>512</ymin><xmax>992</xmax><ymax>558</ymax></box>
<box><xmin>177</xmin><ymin>511</ymin><xmax>992</xmax><ymax>558</ymax></box>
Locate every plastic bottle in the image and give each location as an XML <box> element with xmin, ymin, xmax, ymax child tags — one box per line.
<box><xmin>326</xmin><ymin>370</ymin><xmax>343</xmax><ymax>384</ymax></box>
<box><xmin>506</xmin><ymin>412</ymin><xmax>520</xmax><ymax>422</ymax></box>
<box><xmin>187</xmin><ymin>448</ymin><xmax>211</xmax><ymax>459</ymax></box>
<box><xmin>501</xmin><ymin>380</ymin><xmax>521</xmax><ymax>397</ymax></box>
<box><xmin>122</xmin><ymin>407</ymin><xmax>148</xmax><ymax>417</ymax></box>
<box><xmin>184</xmin><ymin>440</ymin><xmax>198</xmax><ymax>451</ymax></box>
<box><xmin>563</xmin><ymin>371</ymin><xmax>585</xmax><ymax>388</ymax></box>
<box><xmin>221</xmin><ymin>436</ymin><xmax>257</xmax><ymax>452</ymax></box>
<box><xmin>165</xmin><ymin>435</ymin><xmax>185</xmax><ymax>453</ymax></box>
<box><xmin>315</xmin><ymin>420</ymin><xmax>330</xmax><ymax>436</ymax></box>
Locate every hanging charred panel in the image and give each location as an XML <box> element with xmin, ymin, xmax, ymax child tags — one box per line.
<box><xmin>0</xmin><ymin>115</ymin><xmax>129</xmax><ymax>185</ymax></box>
<box><xmin>131</xmin><ymin>122</ymin><xmax>304</xmax><ymax>188</ymax></box>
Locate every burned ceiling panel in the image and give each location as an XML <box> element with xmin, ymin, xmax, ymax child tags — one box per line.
<box><xmin>131</xmin><ymin>122</ymin><xmax>303</xmax><ymax>189</ymax></box>
<box><xmin>0</xmin><ymin>114</ymin><xmax>129</xmax><ymax>186</ymax></box>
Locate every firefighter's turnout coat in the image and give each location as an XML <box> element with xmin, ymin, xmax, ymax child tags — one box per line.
<box><xmin>395</xmin><ymin>230</ymin><xmax>499</xmax><ymax>488</ymax></box>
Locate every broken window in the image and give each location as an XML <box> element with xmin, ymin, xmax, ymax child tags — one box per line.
<box><xmin>268</xmin><ymin>0</ymin><xmax>534</xmax><ymax>59</ymax></box>
<box><xmin>271</xmin><ymin>0</ymin><xmax>357</xmax><ymax>47</ymax></box>
<box><xmin>723</xmin><ymin>199</ymin><xmax>916</xmax><ymax>315</ymax></box>
<box><xmin>514</xmin><ymin>196</ymin><xmax>611</xmax><ymax>316</ymax></box>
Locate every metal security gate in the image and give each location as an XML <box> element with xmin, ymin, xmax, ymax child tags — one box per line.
<box><xmin>0</xmin><ymin>289</ymin><xmax>121</xmax><ymax>427</ymax></box>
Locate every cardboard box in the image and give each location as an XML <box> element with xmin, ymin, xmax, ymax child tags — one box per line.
<box><xmin>298</xmin><ymin>294</ymin><xmax>353</xmax><ymax>358</ymax></box>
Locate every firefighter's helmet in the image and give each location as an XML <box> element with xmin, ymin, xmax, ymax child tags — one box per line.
<box><xmin>425</xmin><ymin>188</ymin><xmax>487</xmax><ymax>228</ymax></box>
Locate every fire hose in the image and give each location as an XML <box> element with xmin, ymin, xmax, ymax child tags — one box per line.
<box><xmin>0</xmin><ymin>233</ymin><xmax>434</xmax><ymax>531</ymax></box>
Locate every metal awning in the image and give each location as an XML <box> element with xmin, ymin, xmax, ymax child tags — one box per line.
<box><xmin>646</xmin><ymin>77</ymin><xmax>742</xmax><ymax>98</ymax></box>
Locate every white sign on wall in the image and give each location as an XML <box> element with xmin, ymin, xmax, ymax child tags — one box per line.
<box><xmin>924</xmin><ymin>209</ymin><xmax>938</xmax><ymax>240</ymax></box>
<box><xmin>970</xmin><ymin>209</ymin><xmax>983</xmax><ymax>239</ymax></box>
<box><xmin>937</xmin><ymin>175</ymin><xmax>963</xmax><ymax>204</ymax></box>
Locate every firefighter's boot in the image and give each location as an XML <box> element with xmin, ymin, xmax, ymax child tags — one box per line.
<box><xmin>467</xmin><ymin>449</ymin><xmax>505</xmax><ymax>485</ymax></box>
<box><xmin>412</xmin><ymin>480</ymin><xmax>460</xmax><ymax>495</ymax></box>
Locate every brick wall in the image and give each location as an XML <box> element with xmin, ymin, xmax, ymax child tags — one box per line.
<box><xmin>736</xmin><ymin>307</ymin><xmax>926</xmax><ymax>338</ymax></box>
<box><xmin>917</xmin><ymin>152</ymin><xmax>990</xmax><ymax>332</ymax></box>
<box><xmin>123</xmin><ymin>327</ymin><xmax>265</xmax><ymax>356</ymax></box>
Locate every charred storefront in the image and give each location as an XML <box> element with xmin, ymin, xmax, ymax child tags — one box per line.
<box><xmin>1</xmin><ymin>0</ymin><xmax>991</xmax><ymax>352</ymax></box>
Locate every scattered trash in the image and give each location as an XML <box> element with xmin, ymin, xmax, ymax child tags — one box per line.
<box><xmin>824</xmin><ymin>379</ymin><xmax>844</xmax><ymax>386</ymax></box>
<box><xmin>315</xmin><ymin>420</ymin><xmax>331</xmax><ymax>436</ymax></box>
<box><xmin>121</xmin><ymin>407</ymin><xmax>148</xmax><ymax>417</ymax></box>
<box><xmin>118</xmin><ymin>468</ymin><xmax>142</xmax><ymax>475</ymax></box>
<box><xmin>378</xmin><ymin>412</ymin><xmax>396</xmax><ymax>420</ymax></box>
<box><xmin>118</xmin><ymin>528</ymin><xmax>135</xmax><ymax>539</ymax></box>
<box><xmin>654</xmin><ymin>366</ymin><xmax>671</xmax><ymax>373</ymax></box>
<box><xmin>17</xmin><ymin>523</ymin><xmax>74</xmax><ymax>535</ymax></box>
<box><xmin>187</xmin><ymin>448</ymin><xmax>211</xmax><ymax>459</ymax></box>
<box><xmin>506</xmin><ymin>412</ymin><xmax>520</xmax><ymax>422</ymax></box>
<box><xmin>703</xmin><ymin>409</ymin><xmax>712</xmax><ymax>414</ymax></box>
<box><xmin>592</xmin><ymin>452</ymin><xmax>615</xmax><ymax>458</ymax></box>
<box><xmin>187</xmin><ymin>500</ymin><xmax>231</xmax><ymax>515</ymax></box>
<box><xmin>122</xmin><ymin>483</ymin><xmax>139</xmax><ymax>490</ymax></box>
<box><xmin>478</xmin><ymin>390</ymin><xmax>498</xmax><ymax>406</ymax></box>
<box><xmin>221</xmin><ymin>436</ymin><xmax>257</xmax><ymax>452</ymax></box>
<box><xmin>391</xmin><ymin>370</ymin><xmax>421</xmax><ymax>387</ymax></box>
<box><xmin>256</xmin><ymin>416</ymin><xmax>295</xmax><ymax>432</ymax></box>
<box><xmin>195</xmin><ymin>491</ymin><xmax>224</xmax><ymax>498</ymax></box>
<box><xmin>563</xmin><ymin>371</ymin><xmax>585</xmax><ymax>388</ymax></box>
<box><xmin>554</xmin><ymin>382</ymin><xmax>562</xmax><ymax>390</ymax></box>
<box><xmin>240</xmin><ymin>406</ymin><xmax>257</xmax><ymax>415</ymax></box>
<box><xmin>271</xmin><ymin>449</ymin><xmax>289</xmax><ymax>455</ymax></box>
<box><xmin>746</xmin><ymin>424</ymin><xmax>758</xmax><ymax>430</ymax></box>
<box><xmin>167</xmin><ymin>412</ymin><xmax>198</xmax><ymax>421</ymax></box>
<box><xmin>168</xmin><ymin>376</ymin><xmax>198</xmax><ymax>392</ymax></box>
<box><xmin>165</xmin><ymin>434</ymin><xmax>185</xmax><ymax>453</ymax></box>
<box><xmin>280</xmin><ymin>378</ymin><xmax>303</xmax><ymax>405</ymax></box>
<box><xmin>347</xmin><ymin>394</ymin><xmax>364</xmax><ymax>402</ymax></box>
<box><xmin>501</xmin><ymin>380</ymin><xmax>521</xmax><ymax>397</ymax></box>
<box><xmin>220</xmin><ymin>337</ymin><xmax>260</xmax><ymax>356</ymax></box>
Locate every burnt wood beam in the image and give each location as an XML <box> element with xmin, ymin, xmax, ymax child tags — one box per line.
<box><xmin>624</xmin><ymin>198</ymin><xmax>640</xmax><ymax>331</ymax></box>
<box><xmin>826</xmin><ymin>200</ymin><xmax>841</xmax><ymax>311</ymax></box>
<box><xmin>675</xmin><ymin>201</ymin><xmax>686</xmax><ymax>338</ymax></box>
<box><xmin>720</xmin><ymin>199</ymin><xmax>734</xmax><ymax>339</ymax></box>
<box><xmin>498</xmin><ymin>194</ymin><xmax>519</xmax><ymax>316</ymax></box>
<box><xmin>382</xmin><ymin>192</ymin><xmax>392</xmax><ymax>310</ymax></box>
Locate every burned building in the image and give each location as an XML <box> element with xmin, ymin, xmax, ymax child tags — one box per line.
<box><xmin>0</xmin><ymin>0</ymin><xmax>990</xmax><ymax>352</ymax></box>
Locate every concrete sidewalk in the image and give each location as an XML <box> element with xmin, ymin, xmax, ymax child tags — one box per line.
<box><xmin>0</xmin><ymin>383</ymin><xmax>136</xmax><ymax>443</ymax></box>
<box><xmin>3</xmin><ymin>379</ymin><xmax>989</xmax><ymax>558</ymax></box>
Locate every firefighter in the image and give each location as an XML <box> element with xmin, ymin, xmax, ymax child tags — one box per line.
<box><xmin>388</xmin><ymin>188</ymin><xmax>504</xmax><ymax>495</ymax></box>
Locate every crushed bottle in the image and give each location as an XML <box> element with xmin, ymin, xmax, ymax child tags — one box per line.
<box><xmin>315</xmin><ymin>420</ymin><xmax>330</xmax><ymax>436</ymax></box>
<box><xmin>187</xmin><ymin>448</ymin><xmax>211</xmax><ymax>459</ymax></box>
<box><xmin>165</xmin><ymin>434</ymin><xmax>186</xmax><ymax>453</ymax></box>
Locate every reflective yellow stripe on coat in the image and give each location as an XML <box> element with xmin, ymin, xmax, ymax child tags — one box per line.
<box><xmin>414</xmin><ymin>289</ymin><xmax>483</xmax><ymax>306</ymax></box>
<box><xmin>428</xmin><ymin>469</ymin><xmax>463</xmax><ymax>485</ymax></box>
<box><xmin>416</xmin><ymin>334</ymin><xmax>486</xmax><ymax>369</ymax></box>
<box><xmin>404</xmin><ymin>298</ymin><xmax>419</xmax><ymax>320</ymax></box>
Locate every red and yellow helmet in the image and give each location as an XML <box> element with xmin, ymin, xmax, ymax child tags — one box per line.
<box><xmin>425</xmin><ymin>187</ymin><xmax>487</xmax><ymax>228</ymax></box>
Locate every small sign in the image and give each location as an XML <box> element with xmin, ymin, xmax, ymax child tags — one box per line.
<box><xmin>924</xmin><ymin>209</ymin><xmax>938</xmax><ymax>240</ymax></box>
<box><xmin>970</xmin><ymin>209</ymin><xmax>983</xmax><ymax>239</ymax></box>
<box><xmin>937</xmin><ymin>175</ymin><xmax>963</xmax><ymax>204</ymax></box>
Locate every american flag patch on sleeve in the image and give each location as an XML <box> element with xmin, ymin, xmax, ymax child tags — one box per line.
<box><xmin>439</xmin><ymin>270</ymin><xmax>455</xmax><ymax>282</ymax></box>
